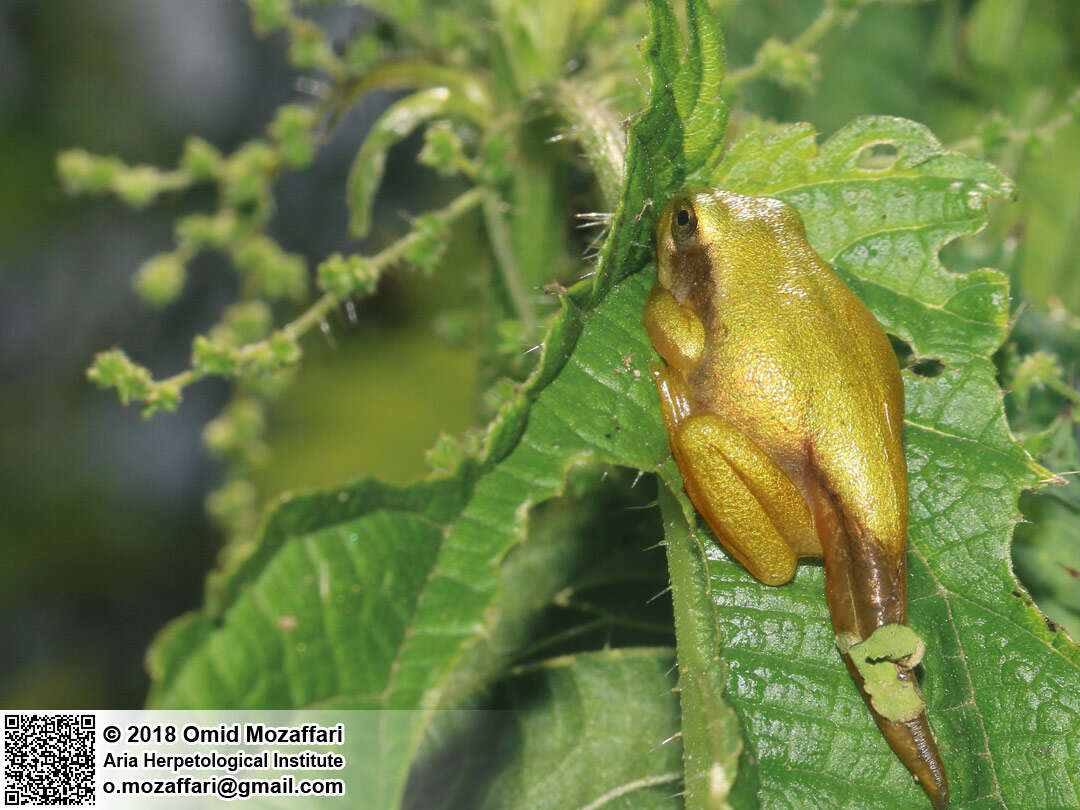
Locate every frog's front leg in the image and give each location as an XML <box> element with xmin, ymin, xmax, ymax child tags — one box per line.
<box><xmin>643</xmin><ymin>283</ymin><xmax>704</xmax><ymax>373</ymax></box>
<box><xmin>650</xmin><ymin>365</ymin><xmax>817</xmax><ymax>586</ymax></box>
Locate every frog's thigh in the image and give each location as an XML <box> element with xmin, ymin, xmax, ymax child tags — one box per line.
<box><xmin>675</xmin><ymin>414</ymin><xmax>817</xmax><ymax>586</ymax></box>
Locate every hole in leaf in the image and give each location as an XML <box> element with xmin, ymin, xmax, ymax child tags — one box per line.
<box><xmin>889</xmin><ymin>335</ymin><xmax>914</xmax><ymax>367</ymax></box>
<box><xmin>856</xmin><ymin>142</ymin><xmax>900</xmax><ymax>171</ymax></box>
<box><xmin>911</xmin><ymin>359</ymin><xmax>945</xmax><ymax>378</ymax></box>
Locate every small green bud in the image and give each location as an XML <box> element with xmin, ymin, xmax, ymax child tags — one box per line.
<box><xmin>287</xmin><ymin>20</ymin><xmax>338</xmax><ymax>72</ymax></box>
<box><xmin>181</xmin><ymin>136</ymin><xmax>223</xmax><ymax>180</ymax></box>
<box><xmin>231</xmin><ymin>235</ymin><xmax>308</xmax><ymax>301</ymax></box>
<box><xmin>206</xmin><ymin>478</ymin><xmax>257</xmax><ymax>531</ymax></box>
<box><xmin>142</xmin><ymin>381</ymin><xmax>182</xmax><ymax>418</ymax></box>
<box><xmin>228</xmin><ymin>398</ymin><xmax>266</xmax><ymax>444</ymax></box>
<box><xmin>222</xmin><ymin>141</ymin><xmax>278</xmax><ymax>208</ymax></box>
<box><xmin>57</xmin><ymin>149</ymin><xmax>125</xmax><ymax>194</ymax></box>
<box><xmin>192</xmin><ymin>335</ymin><xmax>241</xmax><ymax>377</ymax></box>
<box><xmin>203</xmin><ymin>414</ymin><xmax>234</xmax><ymax>456</ymax></box>
<box><xmin>242</xmin><ymin>344</ymin><xmax>274</xmax><ymax>374</ymax></box>
<box><xmin>247</xmin><ymin>0</ymin><xmax>292</xmax><ymax>35</ymax></box>
<box><xmin>243</xmin><ymin>331</ymin><xmax>301</xmax><ymax>375</ymax></box>
<box><xmin>134</xmin><ymin>253</ymin><xmax>187</xmax><ymax>308</ymax></box>
<box><xmin>350</xmin><ymin>256</ymin><xmax>378</xmax><ymax>296</ymax></box>
<box><xmin>113</xmin><ymin>166</ymin><xmax>167</xmax><ymax>208</ymax></box>
<box><xmin>176</xmin><ymin>210</ymin><xmax>241</xmax><ymax>250</ymax></box>
<box><xmin>316</xmin><ymin>254</ymin><xmax>350</xmax><ymax>297</ymax></box>
<box><xmin>268</xmin><ymin>104</ymin><xmax>318</xmax><ymax>169</ymax></box>
<box><xmin>87</xmin><ymin>348</ymin><xmax>153</xmax><ymax>405</ymax></box>
<box><xmin>759</xmin><ymin>37</ymin><xmax>820</xmax><ymax>93</ymax></box>
<box><xmin>403</xmin><ymin>214</ymin><xmax>449</xmax><ymax>276</ymax></box>
<box><xmin>316</xmin><ymin>253</ymin><xmax>378</xmax><ymax>297</ymax></box>
<box><xmin>418</xmin><ymin>122</ymin><xmax>469</xmax><ymax>176</ymax></box>
<box><xmin>220</xmin><ymin>301</ymin><xmax>273</xmax><ymax>344</ymax></box>
<box><xmin>204</xmin><ymin>397</ymin><xmax>267</xmax><ymax>458</ymax></box>
<box><xmin>268</xmin><ymin>331</ymin><xmax>301</xmax><ymax>366</ymax></box>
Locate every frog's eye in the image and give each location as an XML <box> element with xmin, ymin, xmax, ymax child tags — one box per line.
<box><xmin>671</xmin><ymin>203</ymin><xmax>697</xmax><ymax>242</ymax></box>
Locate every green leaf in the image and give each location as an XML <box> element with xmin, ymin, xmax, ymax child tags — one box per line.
<box><xmin>713</xmin><ymin>117</ymin><xmax>1015</xmax><ymax>362</ymax></box>
<box><xmin>592</xmin><ymin>0</ymin><xmax>729</xmax><ymax>296</ymax></box>
<box><xmin>470</xmin><ymin>648</ymin><xmax>684</xmax><ymax>810</ymax></box>
<box><xmin>838</xmin><ymin>624</ymin><xmax>927</xmax><ymax>723</ymax></box>
<box><xmin>1014</xmin><ymin>417</ymin><xmax>1080</xmax><ymax>640</ymax></box>
<box><xmin>675</xmin><ymin>75</ymin><xmax>1078</xmax><ymax>803</ymax></box>
<box><xmin>708</xmin><ymin>358</ymin><xmax>1077</xmax><ymax>809</ymax></box>
<box><xmin>146</xmin><ymin>272</ymin><xmax>687</xmax><ymax>808</ymax></box>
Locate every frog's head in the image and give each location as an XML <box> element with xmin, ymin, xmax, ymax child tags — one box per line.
<box><xmin>655</xmin><ymin>186</ymin><xmax>807</xmax><ymax>307</ymax></box>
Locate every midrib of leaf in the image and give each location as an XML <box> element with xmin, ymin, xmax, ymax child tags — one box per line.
<box><xmin>575</xmin><ymin>773</ymin><xmax>684</xmax><ymax>810</ymax></box>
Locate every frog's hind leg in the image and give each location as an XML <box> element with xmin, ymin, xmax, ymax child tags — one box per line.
<box><xmin>809</xmin><ymin>488</ymin><xmax>949</xmax><ymax>810</ymax></box>
<box><xmin>651</xmin><ymin>366</ymin><xmax>815</xmax><ymax>586</ymax></box>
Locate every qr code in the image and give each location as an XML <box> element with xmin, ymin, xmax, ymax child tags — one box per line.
<box><xmin>4</xmin><ymin>715</ymin><xmax>95</xmax><ymax>806</ymax></box>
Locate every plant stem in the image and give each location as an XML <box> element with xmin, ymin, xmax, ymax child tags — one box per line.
<box><xmin>658</xmin><ymin>483</ymin><xmax>742</xmax><ymax>810</ymax></box>
<box><xmin>331</xmin><ymin>60</ymin><xmax>495</xmax><ymax>131</ymax></box>
<box><xmin>159</xmin><ymin>185</ymin><xmax>486</xmax><ymax>393</ymax></box>
<box><xmin>547</xmin><ymin>80</ymin><xmax>626</xmax><ymax>209</ymax></box>
<box><xmin>950</xmin><ymin>110</ymin><xmax>1076</xmax><ymax>154</ymax></box>
<box><xmin>791</xmin><ymin>2</ymin><xmax>840</xmax><ymax>52</ymax></box>
<box><xmin>725</xmin><ymin>1</ymin><xmax>841</xmax><ymax>90</ymax></box>
<box><xmin>481</xmin><ymin>190</ymin><xmax>539</xmax><ymax>332</ymax></box>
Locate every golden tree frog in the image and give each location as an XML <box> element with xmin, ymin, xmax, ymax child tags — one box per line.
<box><xmin>644</xmin><ymin>186</ymin><xmax>948</xmax><ymax>809</ymax></box>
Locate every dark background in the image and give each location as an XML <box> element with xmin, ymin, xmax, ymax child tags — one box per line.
<box><xmin>2</xmin><ymin>0</ymin><xmax>1078</xmax><ymax>708</ymax></box>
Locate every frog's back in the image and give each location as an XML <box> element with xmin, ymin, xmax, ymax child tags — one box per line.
<box><xmin>701</xmin><ymin>195</ymin><xmax>908</xmax><ymax>554</ymax></box>
<box><xmin>792</xmin><ymin>243</ymin><xmax>909</xmax><ymax>556</ymax></box>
